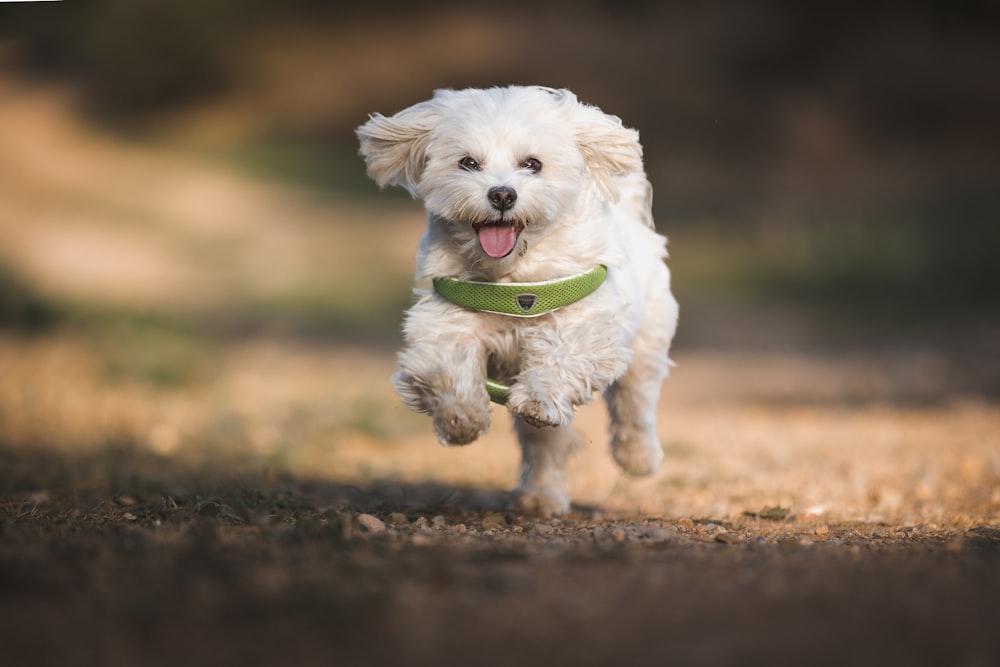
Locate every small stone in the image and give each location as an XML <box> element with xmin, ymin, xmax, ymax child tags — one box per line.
<box><xmin>431</xmin><ymin>515</ymin><xmax>448</xmax><ymax>529</ymax></box>
<box><xmin>642</xmin><ymin>526</ymin><xmax>672</xmax><ymax>541</ymax></box>
<box><xmin>412</xmin><ymin>516</ymin><xmax>430</xmax><ymax>530</ymax></box>
<box><xmin>356</xmin><ymin>513</ymin><xmax>386</xmax><ymax>533</ymax></box>
<box><xmin>610</xmin><ymin>527</ymin><xmax>627</xmax><ymax>542</ymax></box>
<box><xmin>454</xmin><ymin>523</ymin><xmax>468</xmax><ymax>534</ymax></box>
<box><xmin>714</xmin><ymin>531</ymin><xmax>740</xmax><ymax>544</ymax></box>
<box><xmin>675</xmin><ymin>518</ymin><xmax>694</xmax><ymax>529</ymax></box>
<box><xmin>388</xmin><ymin>512</ymin><xmax>409</xmax><ymax>526</ymax></box>
<box><xmin>814</xmin><ymin>524</ymin><xmax>830</xmax><ymax>536</ymax></box>
<box><xmin>482</xmin><ymin>513</ymin><xmax>507</xmax><ymax>530</ymax></box>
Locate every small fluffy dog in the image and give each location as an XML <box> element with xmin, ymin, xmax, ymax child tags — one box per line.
<box><xmin>357</xmin><ymin>86</ymin><xmax>678</xmax><ymax>515</ymax></box>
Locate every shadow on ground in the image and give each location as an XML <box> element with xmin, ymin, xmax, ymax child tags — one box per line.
<box><xmin>2</xmin><ymin>441</ymin><xmax>999</xmax><ymax>667</ymax></box>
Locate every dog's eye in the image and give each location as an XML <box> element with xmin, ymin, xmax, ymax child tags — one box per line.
<box><xmin>521</xmin><ymin>157</ymin><xmax>542</xmax><ymax>174</ymax></box>
<box><xmin>459</xmin><ymin>157</ymin><xmax>481</xmax><ymax>172</ymax></box>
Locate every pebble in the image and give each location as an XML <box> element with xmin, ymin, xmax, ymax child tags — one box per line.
<box><xmin>610</xmin><ymin>527</ymin><xmax>627</xmax><ymax>542</ymax></box>
<box><xmin>637</xmin><ymin>526</ymin><xmax>672</xmax><ymax>541</ymax></box>
<box><xmin>412</xmin><ymin>516</ymin><xmax>430</xmax><ymax>530</ymax></box>
<box><xmin>482</xmin><ymin>513</ymin><xmax>507</xmax><ymax>531</ymax></box>
<box><xmin>676</xmin><ymin>518</ymin><xmax>694</xmax><ymax>530</ymax></box>
<box><xmin>814</xmin><ymin>525</ymin><xmax>830</xmax><ymax>536</ymax></box>
<box><xmin>431</xmin><ymin>515</ymin><xmax>448</xmax><ymax>529</ymax></box>
<box><xmin>356</xmin><ymin>513</ymin><xmax>386</xmax><ymax>533</ymax></box>
<box><xmin>714</xmin><ymin>531</ymin><xmax>740</xmax><ymax>544</ymax></box>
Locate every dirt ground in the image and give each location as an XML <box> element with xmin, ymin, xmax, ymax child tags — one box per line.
<box><xmin>0</xmin><ymin>72</ymin><xmax>998</xmax><ymax>667</ymax></box>
<box><xmin>1</xmin><ymin>335</ymin><xmax>998</xmax><ymax>667</ymax></box>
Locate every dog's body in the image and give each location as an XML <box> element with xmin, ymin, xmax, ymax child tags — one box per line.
<box><xmin>357</xmin><ymin>86</ymin><xmax>678</xmax><ymax>514</ymax></box>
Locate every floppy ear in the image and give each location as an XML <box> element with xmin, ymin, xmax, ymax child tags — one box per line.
<box><xmin>356</xmin><ymin>100</ymin><xmax>439</xmax><ymax>195</ymax></box>
<box><xmin>572</xmin><ymin>105</ymin><xmax>645</xmax><ymax>202</ymax></box>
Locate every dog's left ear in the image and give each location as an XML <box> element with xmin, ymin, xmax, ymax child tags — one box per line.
<box><xmin>572</xmin><ymin>106</ymin><xmax>644</xmax><ymax>202</ymax></box>
<box><xmin>357</xmin><ymin>100</ymin><xmax>439</xmax><ymax>196</ymax></box>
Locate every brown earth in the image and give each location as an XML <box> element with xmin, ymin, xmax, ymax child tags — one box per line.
<box><xmin>1</xmin><ymin>336</ymin><xmax>998</xmax><ymax>667</ymax></box>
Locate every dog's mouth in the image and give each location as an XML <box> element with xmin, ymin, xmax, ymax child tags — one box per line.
<box><xmin>473</xmin><ymin>219</ymin><xmax>526</xmax><ymax>259</ymax></box>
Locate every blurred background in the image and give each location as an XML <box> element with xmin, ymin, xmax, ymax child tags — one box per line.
<box><xmin>0</xmin><ymin>0</ymin><xmax>998</xmax><ymax>460</ymax></box>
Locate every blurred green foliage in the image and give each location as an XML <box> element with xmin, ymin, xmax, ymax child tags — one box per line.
<box><xmin>217</xmin><ymin>136</ymin><xmax>410</xmax><ymax>204</ymax></box>
<box><xmin>2</xmin><ymin>0</ymin><xmax>997</xmax><ymax>324</ymax></box>
<box><xmin>0</xmin><ymin>262</ymin><xmax>57</xmax><ymax>332</ymax></box>
<box><xmin>3</xmin><ymin>0</ymin><xmax>362</xmax><ymax>112</ymax></box>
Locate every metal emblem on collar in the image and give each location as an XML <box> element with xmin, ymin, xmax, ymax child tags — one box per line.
<box><xmin>515</xmin><ymin>293</ymin><xmax>539</xmax><ymax>313</ymax></box>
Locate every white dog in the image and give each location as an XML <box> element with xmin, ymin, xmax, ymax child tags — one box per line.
<box><xmin>357</xmin><ymin>86</ymin><xmax>678</xmax><ymax>515</ymax></box>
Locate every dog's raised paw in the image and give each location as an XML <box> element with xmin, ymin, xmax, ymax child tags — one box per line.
<box><xmin>515</xmin><ymin>404</ymin><xmax>558</xmax><ymax>429</ymax></box>
<box><xmin>433</xmin><ymin>404</ymin><xmax>489</xmax><ymax>446</ymax></box>
<box><xmin>507</xmin><ymin>394</ymin><xmax>568</xmax><ymax>429</ymax></box>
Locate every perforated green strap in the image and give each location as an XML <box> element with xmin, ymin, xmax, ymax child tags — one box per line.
<box><xmin>432</xmin><ymin>265</ymin><xmax>608</xmax><ymax>404</ymax></box>
<box><xmin>432</xmin><ymin>265</ymin><xmax>607</xmax><ymax>318</ymax></box>
<box><xmin>485</xmin><ymin>378</ymin><xmax>510</xmax><ymax>405</ymax></box>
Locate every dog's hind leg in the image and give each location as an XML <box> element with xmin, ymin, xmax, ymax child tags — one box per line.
<box><xmin>512</xmin><ymin>417</ymin><xmax>583</xmax><ymax>515</ymax></box>
<box><xmin>604</xmin><ymin>296</ymin><xmax>676</xmax><ymax>476</ymax></box>
<box><xmin>605</xmin><ymin>354</ymin><xmax>668</xmax><ymax>476</ymax></box>
<box><xmin>605</xmin><ymin>371</ymin><xmax>664</xmax><ymax>476</ymax></box>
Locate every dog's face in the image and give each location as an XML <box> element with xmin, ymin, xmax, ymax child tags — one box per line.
<box><xmin>357</xmin><ymin>86</ymin><xmax>643</xmax><ymax>264</ymax></box>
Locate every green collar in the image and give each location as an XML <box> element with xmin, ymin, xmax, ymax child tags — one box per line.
<box><xmin>432</xmin><ymin>265</ymin><xmax>608</xmax><ymax>405</ymax></box>
<box><xmin>432</xmin><ymin>265</ymin><xmax>607</xmax><ymax>318</ymax></box>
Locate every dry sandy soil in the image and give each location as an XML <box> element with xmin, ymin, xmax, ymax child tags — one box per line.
<box><xmin>1</xmin><ymin>336</ymin><xmax>998</xmax><ymax>667</ymax></box>
<box><xmin>0</xmin><ymin>73</ymin><xmax>998</xmax><ymax>667</ymax></box>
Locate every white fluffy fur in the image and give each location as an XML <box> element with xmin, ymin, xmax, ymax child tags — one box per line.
<box><xmin>357</xmin><ymin>86</ymin><xmax>678</xmax><ymax>515</ymax></box>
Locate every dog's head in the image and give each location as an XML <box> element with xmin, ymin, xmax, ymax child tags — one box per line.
<box><xmin>357</xmin><ymin>86</ymin><xmax>643</xmax><ymax>263</ymax></box>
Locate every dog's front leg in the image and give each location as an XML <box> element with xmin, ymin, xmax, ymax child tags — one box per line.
<box><xmin>392</xmin><ymin>304</ymin><xmax>491</xmax><ymax>445</ymax></box>
<box><xmin>507</xmin><ymin>316</ymin><xmax>630</xmax><ymax>428</ymax></box>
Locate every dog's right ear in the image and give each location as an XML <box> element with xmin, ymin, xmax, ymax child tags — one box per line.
<box><xmin>357</xmin><ymin>101</ymin><xmax>439</xmax><ymax>195</ymax></box>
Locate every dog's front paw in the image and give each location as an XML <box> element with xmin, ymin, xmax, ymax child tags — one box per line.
<box><xmin>512</xmin><ymin>485</ymin><xmax>571</xmax><ymax>516</ymax></box>
<box><xmin>506</xmin><ymin>386</ymin><xmax>573</xmax><ymax>428</ymax></box>
<box><xmin>393</xmin><ymin>369</ymin><xmax>490</xmax><ymax>445</ymax></box>
<box><xmin>433</xmin><ymin>401</ymin><xmax>490</xmax><ymax>446</ymax></box>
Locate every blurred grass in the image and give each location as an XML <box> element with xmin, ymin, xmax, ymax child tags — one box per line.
<box><xmin>214</xmin><ymin>135</ymin><xmax>413</xmax><ymax>205</ymax></box>
<box><xmin>0</xmin><ymin>261</ymin><xmax>59</xmax><ymax>333</ymax></box>
<box><xmin>3</xmin><ymin>0</ymin><xmax>996</xmax><ymax>335</ymax></box>
<box><xmin>668</xmin><ymin>209</ymin><xmax>1000</xmax><ymax>324</ymax></box>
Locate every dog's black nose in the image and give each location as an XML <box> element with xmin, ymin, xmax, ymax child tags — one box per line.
<box><xmin>487</xmin><ymin>186</ymin><xmax>517</xmax><ymax>212</ymax></box>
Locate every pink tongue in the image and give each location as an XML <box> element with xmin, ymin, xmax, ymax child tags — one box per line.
<box><xmin>477</xmin><ymin>223</ymin><xmax>517</xmax><ymax>258</ymax></box>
